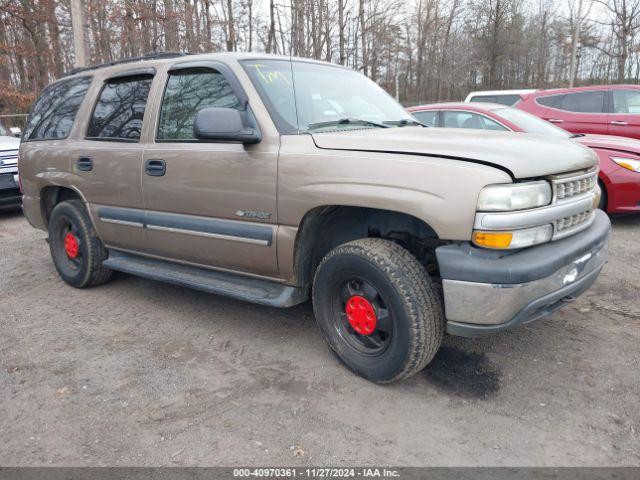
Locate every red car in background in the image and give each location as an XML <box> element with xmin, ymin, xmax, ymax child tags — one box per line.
<box><xmin>408</xmin><ymin>102</ymin><xmax>640</xmax><ymax>214</ymax></box>
<box><xmin>514</xmin><ymin>85</ymin><xmax>640</xmax><ymax>140</ymax></box>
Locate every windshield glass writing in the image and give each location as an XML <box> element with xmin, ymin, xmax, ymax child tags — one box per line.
<box><xmin>242</xmin><ymin>59</ymin><xmax>414</xmax><ymax>134</ymax></box>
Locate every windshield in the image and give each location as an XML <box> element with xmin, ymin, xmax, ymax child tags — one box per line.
<box><xmin>493</xmin><ymin>107</ymin><xmax>570</xmax><ymax>138</ymax></box>
<box><xmin>241</xmin><ymin>59</ymin><xmax>416</xmax><ymax>133</ymax></box>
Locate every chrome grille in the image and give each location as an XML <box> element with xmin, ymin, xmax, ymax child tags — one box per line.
<box><xmin>552</xmin><ymin>169</ymin><xmax>597</xmax><ymax>202</ymax></box>
<box><xmin>547</xmin><ymin>168</ymin><xmax>599</xmax><ymax>239</ymax></box>
<box><xmin>556</xmin><ymin>210</ymin><xmax>593</xmax><ymax>233</ymax></box>
<box><xmin>0</xmin><ymin>150</ymin><xmax>18</xmax><ymax>164</ymax></box>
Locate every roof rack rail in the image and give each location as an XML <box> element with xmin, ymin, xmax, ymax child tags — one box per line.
<box><xmin>66</xmin><ymin>51</ymin><xmax>192</xmax><ymax>76</ymax></box>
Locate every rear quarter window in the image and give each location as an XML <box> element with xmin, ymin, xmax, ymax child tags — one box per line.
<box><xmin>23</xmin><ymin>76</ymin><xmax>92</xmax><ymax>141</ymax></box>
<box><xmin>535</xmin><ymin>95</ymin><xmax>563</xmax><ymax>108</ymax></box>
<box><xmin>558</xmin><ymin>91</ymin><xmax>605</xmax><ymax>113</ymax></box>
<box><xmin>411</xmin><ymin>110</ymin><xmax>439</xmax><ymax>127</ymax></box>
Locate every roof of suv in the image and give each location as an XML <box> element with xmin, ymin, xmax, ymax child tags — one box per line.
<box><xmin>530</xmin><ymin>84</ymin><xmax>640</xmax><ymax>96</ymax></box>
<box><xmin>61</xmin><ymin>52</ymin><xmax>342</xmax><ymax>82</ymax></box>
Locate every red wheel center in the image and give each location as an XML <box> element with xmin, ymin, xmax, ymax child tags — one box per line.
<box><xmin>345</xmin><ymin>295</ymin><xmax>377</xmax><ymax>335</ymax></box>
<box><xmin>64</xmin><ymin>232</ymin><xmax>79</xmax><ymax>259</ymax></box>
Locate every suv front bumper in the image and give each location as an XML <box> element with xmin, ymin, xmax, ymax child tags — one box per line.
<box><xmin>0</xmin><ymin>173</ymin><xmax>21</xmax><ymax>210</ymax></box>
<box><xmin>435</xmin><ymin>209</ymin><xmax>610</xmax><ymax>337</ymax></box>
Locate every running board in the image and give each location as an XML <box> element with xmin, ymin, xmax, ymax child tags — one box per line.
<box><xmin>103</xmin><ymin>251</ymin><xmax>308</xmax><ymax>308</ymax></box>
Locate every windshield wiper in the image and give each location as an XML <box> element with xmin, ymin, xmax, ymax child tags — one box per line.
<box><xmin>307</xmin><ymin>117</ymin><xmax>390</xmax><ymax>130</ymax></box>
<box><xmin>384</xmin><ymin>118</ymin><xmax>428</xmax><ymax>127</ymax></box>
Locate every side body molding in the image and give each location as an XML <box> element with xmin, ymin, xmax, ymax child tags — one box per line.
<box><xmin>96</xmin><ymin>206</ymin><xmax>274</xmax><ymax>246</ymax></box>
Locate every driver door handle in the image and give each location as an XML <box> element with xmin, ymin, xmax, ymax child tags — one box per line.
<box><xmin>547</xmin><ymin>118</ymin><xmax>564</xmax><ymax>124</ymax></box>
<box><xmin>610</xmin><ymin>120</ymin><xmax>628</xmax><ymax>126</ymax></box>
<box><xmin>145</xmin><ymin>159</ymin><xmax>166</xmax><ymax>177</ymax></box>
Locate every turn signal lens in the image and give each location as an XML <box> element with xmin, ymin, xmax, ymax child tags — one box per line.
<box><xmin>473</xmin><ymin>231</ymin><xmax>513</xmax><ymax>249</ymax></box>
<box><xmin>473</xmin><ymin>224</ymin><xmax>553</xmax><ymax>250</ymax></box>
<box><xmin>611</xmin><ymin>157</ymin><xmax>640</xmax><ymax>173</ymax></box>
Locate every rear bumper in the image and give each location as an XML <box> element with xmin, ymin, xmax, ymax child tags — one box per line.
<box><xmin>436</xmin><ymin>210</ymin><xmax>611</xmax><ymax>337</ymax></box>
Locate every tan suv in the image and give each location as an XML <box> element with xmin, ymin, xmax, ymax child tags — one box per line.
<box><xmin>19</xmin><ymin>52</ymin><xmax>610</xmax><ymax>383</ymax></box>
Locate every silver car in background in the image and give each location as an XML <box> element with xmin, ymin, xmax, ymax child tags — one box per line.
<box><xmin>0</xmin><ymin>123</ymin><xmax>21</xmax><ymax>210</ymax></box>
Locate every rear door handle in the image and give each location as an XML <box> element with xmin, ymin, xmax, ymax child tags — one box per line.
<box><xmin>610</xmin><ymin>120</ymin><xmax>628</xmax><ymax>126</ymax></box>
<box><xmin>547</xmin><ymin>118</ymin><xmax>564</xmax><ymax>124</ymax></box>
<box><xmin>145</xmin><ymin>159</ymin><xmax>166</xmax><ymax>177</ymax></box>
<box><xmin>76</xmin><ymin>156</ymin><xmax>93</xmax><ymax>171</ymax></box>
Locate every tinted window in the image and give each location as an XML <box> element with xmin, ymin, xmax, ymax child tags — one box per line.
<box><xmin>442</xmin><ymin>111</ymin><xmax>508</xmax><ymax>131</ymax></box>
<box><xmin>471</xmin><ymin>94</ymin><xmax>520</xmax><ymax>106</ymax></box>
<box><xmin>469</xmin><ymin>95</ymin><xmax>497</xmax><ymax>103</ymax></box>
<box><xmin>493</xmin><ymin>95</ymin><xmax>521</xmax><ymax>106</ymax></box>
<box><xmin>24</xmin><ymin>76</ymin><xmax>91</xmax><ymax>141</ymax></box>
<box><xmin>558</xmin><ymin>91</ymin><xmax>605</xmax><ymax>113</ymax></box>
<box><xmin>613</xmin><ymin>89</ymin><xmax>640</xmax><ymax>113</ymax></box>
<box><xmin>87</xmin><ymin>75</ymin><xmax>153</xmax><ymax>141</ymax></box>
<box><xmin>411</xmin><ymin>110</ymin><xmax>438</xmax><ymax>127</ymax></box>
<box><xmin>536</xmin><ymin>95</ymin><xmax>563</xmax><ymax>108</ymax></box>
<box><xmin>157</xmin><ymin>68</ymin><xmax>242</xmax><ymax>140</ymax></box>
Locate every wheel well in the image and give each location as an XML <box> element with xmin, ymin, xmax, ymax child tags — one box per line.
<box><xmin>293</xmin><ymin>206</ymin><xmax>443</xmax><ymax>287</ymax></box>
<box><xmin>40</xmin><ymin>186</ymin><xmax>82</xmax><ymax>227</ymax></box>
<box><xmin>598</xmin><ymin>179</ymin><xmax>607</xmax><ymax>211</ymax></box>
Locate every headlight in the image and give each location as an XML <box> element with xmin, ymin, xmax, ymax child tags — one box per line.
<box><xmin>611</xmin><ymin>156</ymin><xmax>640</xmax><ymax>173</ymax></box>
<box><xmin>477</xmin><ymin>181</ymin><xmax>552</xmax><ymax>211</ymax></box>
<box><xmin>473</xmin><ymin>224</ymin><xmax>553</xmax><ymax>250</ymax></box>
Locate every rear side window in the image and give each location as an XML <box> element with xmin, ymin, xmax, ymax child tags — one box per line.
<box><xmin>493</xmin><ymin>95</ymin><xmax>521</xmax><ymax>106</ymax></box>
<box><xmin>411</xmin><ymin>110</ymin><xmax>439</xmax><ymax>127</ymax></box>
<box><xmin>471</xmin><ymin>94</ymin><xmax>520</xmax><ymax>106</ymax></box>
<box><xmin>469</xmin><ymin>95</ymin><xmax>497</xmax><ymax>103</ymax></box>
<box><xmin>157</xmin><ymin>68</ymin><xmax>242</xmax><ymax>140</ymax></box>
<box><xmin>536</xmin><ymin>95</ymin><xmax>563</xmax><ymax>108</ymax></box>
<box><xmin>87</xmin><ymin>75</ymin><xmax>154</xmax><ymax>141</ymax></box>
<box><xmin>442</xmin><ymin>111</ymin><xmax>508</xmax><ymax>131</ymax></box>
<box><xmin>613</xmin><ymin>89</ymin><xmax>640</xmax><ymax>113</ymax></box>
<box><xmin>24</xmin><ymin>76</ymin><xmax>92</xmax><ymax>141</ymax></box>
<box><xmin>558</xmin><ymin>91</ymin><xmax>605</xmax><ymax>113</ymax></box>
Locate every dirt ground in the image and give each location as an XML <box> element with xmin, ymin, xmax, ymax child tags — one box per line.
<box><xmin>1</xmin><ymin>209</ymin><xmax>639</xmax><ymax>467</ymax></box>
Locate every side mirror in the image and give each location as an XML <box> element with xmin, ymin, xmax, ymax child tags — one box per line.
<box><xmin>193</xmin><ymin>107</ymin><xmax>261</xmax><ymax>144</ymax></box>
<box><xmin>10</xmin><ymin>127</ymin><xmax>21</xmax><ymax>138</ymax></box>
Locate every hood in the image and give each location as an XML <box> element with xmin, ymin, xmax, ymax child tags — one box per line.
<box><xmin>0</xmin><ymin>135</ymin><xmax>20</xmax><ymax>151</ymax></box>
<box><xmin>311</xmin><ymin>127</ymin><xmax>597</xmax><ymax>179</ymax></box>
<box><xmin>577</xmin><ymin>134</ymin><xmax>640</xmax><ymax>157</ymax></box>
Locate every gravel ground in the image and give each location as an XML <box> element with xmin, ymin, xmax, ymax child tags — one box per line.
<box><xmin>1</xmin><ymin>209</ymin><xmax>639</xmax><ymax>467</ymax></box>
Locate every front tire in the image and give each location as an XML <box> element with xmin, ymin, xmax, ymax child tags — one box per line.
<box><xmin>48</xmin><ymin>200</ymin><xmax>112</xmax><ymax>288</ymax></box>
<box><xmin>312</xmin><ymin>238</ymin><xmax>444</xmax><ymax>383</ymax></box>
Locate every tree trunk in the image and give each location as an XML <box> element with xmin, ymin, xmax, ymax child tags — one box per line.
<box><xmin>359</xmin><ymin>0</ymin><xmax>367</xmax><ymax>75</ymax></box>
<box><xmin>266</xmin><ymin>0</ymin><xmax>276</xmax><ymax>53</ymax></box>
<box><xmin>164</xmin><ymin>0</ymin><xmax>178</xmax><ymax>50</ymax></box>
<box><xmin>226</xmin><ymin>0</ymin><xmax>236</xmax><ymax>51</ymax></box>
<box><xmin>338</xmin><ymin>0</ymin><xmax>346</xmax><ymax>65</ymax></box>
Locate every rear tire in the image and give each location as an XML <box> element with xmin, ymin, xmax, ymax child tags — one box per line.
<box><xmin>48</xmin><ymin>200</ymin><xmax>112</xmax><ymax>288</ymax></box>
<box><xmin>312</xmin><ymin>238</ymin><xmax>444</xmax><ymax>383</ymax></box>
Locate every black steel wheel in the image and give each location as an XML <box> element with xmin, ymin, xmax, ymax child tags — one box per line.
<box><xmin>48</xmin><ymin>200</ymin><xmax>112</xmax><ymax>288</ymax></box>
<box><xmin>312</xmin><ymin>238</ymin><xmax>444</xmax><ymax>383</ymax></box>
